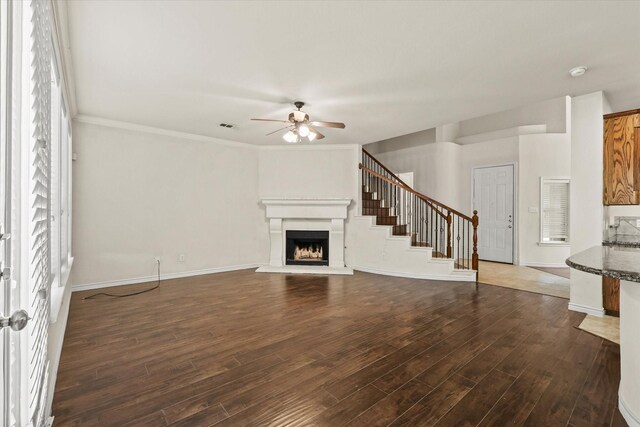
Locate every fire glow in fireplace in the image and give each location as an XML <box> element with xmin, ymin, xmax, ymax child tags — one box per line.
<box><xmin>285</xmin><ymin>230</ymin><xmax>329</xmax><ymax>266</ymax></box>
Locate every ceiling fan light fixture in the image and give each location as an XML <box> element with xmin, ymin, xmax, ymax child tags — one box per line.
<box><xmin>308</xmin><ymin>131</ymin><xmax>317</xmax><ymax>142</ymax></box>
<box><xmin>283</xmin><ymin>130</ymin><xmax>298</xmax><ymax>143</ymax></box>
<box><xmin>293</xmin><ymin>111</ymin><xmax>307</xmax><ymax>122</ymax></box>
<box><xmin>298</xmin><ymin>124</ymin><xmax>310</xmax><ymax>137</ymax></box>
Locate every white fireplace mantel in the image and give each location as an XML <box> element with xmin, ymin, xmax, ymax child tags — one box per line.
<box><xmin>256</xmin><ymin>198</ymin><xmax>353</xmax><ymax>275</ymax></box>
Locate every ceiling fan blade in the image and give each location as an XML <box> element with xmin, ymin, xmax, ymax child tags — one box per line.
<box><xmin>310</xmin><ymin>121</ymin><xmax>346</xmax><ymax>129</ymax></box>
<box><xmin>310</xmin><ymin>127</ymin><xmax>325</xmax><ymax>140</ymax></box>
<box><xmin>251</xmin><ymin>118</ymin><xmax>291</xmax><ymax>123</ymax></box>
<box><xmin>265</xmin><ymin>125</ymin><xmax>293</xmax><ymax>136</ymax></box>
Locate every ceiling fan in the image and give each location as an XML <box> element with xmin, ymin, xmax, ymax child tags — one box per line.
<box><xmin>252</xmin><ymin>101</ymin><xmax>346</xmax><ymax>143</ymax></box>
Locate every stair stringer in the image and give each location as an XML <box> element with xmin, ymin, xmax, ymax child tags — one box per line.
<box><xmin>346</xmin><ymin>215</ymin><xmax>477</xmax><ymax>282</ymax></box>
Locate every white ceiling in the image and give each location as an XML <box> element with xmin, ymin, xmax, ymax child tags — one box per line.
<box><xmin>66</xmin><ymin>1</ymin><xmax>640</xmax><ymax>146</ymax></box>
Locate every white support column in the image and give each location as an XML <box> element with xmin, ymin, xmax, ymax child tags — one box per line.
<box><xmin>329</xmin><ymin>218</ymin><xmax>345</xmax><ymax>268</ymax></box>
<box><xmin>268</xmin><ymin>218</ymin><xmax>283</xmax><ymax>267</ymax></box>
<box><xmin>619</xmin><ymin>280</ymin><xmax>640</xmax><ymax>427</ymax></box>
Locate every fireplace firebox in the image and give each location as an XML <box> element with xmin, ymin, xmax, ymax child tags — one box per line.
<box><xmin>285</xmin><ymin>230</ymin><xmax>329</xmax><ymax>266</ymax></box>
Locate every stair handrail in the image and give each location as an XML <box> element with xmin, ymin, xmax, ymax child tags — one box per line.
<box><xmin>361</xmin><ymin>149</ymin><xmax>473</xmax><ymax>221</ymax></box>
<box><xmin>360</xmin><ymin>149</ymin><xmax>479</xmax><ymax>274</ymax></box>
<box><xmin>359</xmin><ymin>164</ymin><xmax>448</xmax><ymax>219</ymax></box>
<box><xmin>362</xmin><ymin>148</ymin><xmax>412</xmax><ymax>188</ymax></box>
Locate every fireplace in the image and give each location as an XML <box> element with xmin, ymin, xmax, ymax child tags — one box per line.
<box><xmin>286</xmin><ymin>230</ymin><xmax>329</xmax><ymax>266</ymax></box>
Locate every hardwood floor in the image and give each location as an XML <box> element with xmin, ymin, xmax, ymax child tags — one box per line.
<box><xmin>53</xmin><ymin>270</ymin><xmax>626</xmax><ymax>426</ymax></box>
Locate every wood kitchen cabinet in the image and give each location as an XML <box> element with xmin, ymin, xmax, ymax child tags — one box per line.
<box><xmin>603</xmin><ymin>109</ymin><xmax>640</xmax><ymax>205</ymax></box>
<box><xmin>602</xmin><ymin>276</ymin><xmax>620</xmax><ymax>317</ymax></box>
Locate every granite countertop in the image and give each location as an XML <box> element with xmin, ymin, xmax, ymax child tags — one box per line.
<box><xmin>566</xmin><ymin>245</ymin><xmax>640</xmax><ymax>283</ymax></box>
<box><xmin>602</xmin><ymin>234</ymin><xmax>640</xmax><ymax>248</ymax></box>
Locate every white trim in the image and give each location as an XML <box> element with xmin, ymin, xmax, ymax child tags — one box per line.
<box><xmin>44</xmin><ymin>286</ymin><xmax>71</xmax><ymax>427</ymax></box>
<box><xmin>536</xmin><ymin>242</ymin><xmax>570</xmax><ymax>247</ymax></box>
<box><xmin>49</xmin><ymin>257</ymin><xmax>73</xmax><ymax>323</ymax></box>
<box><xmin>455</xmin><ymin>124</ymin><xmax>547</xmax><ymax>145</ymax></box>
<box><xmin>352</xmin><ymin>265</ymin><xmax>477</xmax><ymax>282</ymax></box>
<box><xmin>260</xmin><ymin>198</ymin><xmax>352</xmax><ymax>206</ymax></box>
<box><xmin>50</xmin><ymin>0</ymin><xmax>77</xmax><ymax>117</ymax></box>
<box><xmin>472</xmin><ymin>162</ymin><xmax>518</xmax><ymax>264</ymax></box>
<box><xmin>620</xmin><ymin>394</ymin><xmax>640</xmax><ymax>427</ymax></box>
<box><xmin>568</xmin><ymin>302</ymin><xmax>605</xmax><ymax>317</ymax></box>
<box><xmin>73</xmin><ymin>115</ymin><xmax>255</xmax><ymax>149</ymax></box>
<box><xmin>71</xmin><ymin>263</ymin><xmax>259</xmax><ymax>292</ymax></box>
<box><xmin>521</xmin><ymin>261</ymin><xmax>570</xmax><ymax>268</ymax></box>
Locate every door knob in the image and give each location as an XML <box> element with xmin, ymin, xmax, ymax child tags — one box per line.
<box><xmin>0</xmin><ymin>309</ymin><xmax>30</xmax><ymax>332</ymax></box>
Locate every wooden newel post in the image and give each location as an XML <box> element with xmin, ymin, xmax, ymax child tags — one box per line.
<box><xmin>472</xmin><ymin>210</ymin><xmax>479</xmax><ymax>273</ymax></box>
<box><xmin>446</xmin><ymin>212</ymin><xmax>452</xmax><ymax>258</ymax></box>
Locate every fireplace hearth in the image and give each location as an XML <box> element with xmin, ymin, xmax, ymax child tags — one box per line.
<box><xmin>286</xmin><ymin>230</ymin><xmax>329</xmax><ymax>266</ymax></box>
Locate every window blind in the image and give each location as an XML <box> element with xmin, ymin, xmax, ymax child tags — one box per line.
<box><xmin>541</xmin><ymin>179</ymin><xmax>570</xmax><ymax>242</ymax></box>
<box><xmin>27</xmin><ymin>0</ymin><xmax>52</xmax><ymax>424</ymax></box>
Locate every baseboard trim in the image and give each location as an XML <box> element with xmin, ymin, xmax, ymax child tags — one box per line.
<box><xmin>72</xmin><ymin>264</ymin><xmax>259</xmax><ymax>292</ymax></box>
<box><xmin>352</xmin><ymin>265</ymin><xmax>476</xmax><ymax>282</ymax></box>
<box><xmin>522</xmin><ymin>261</ymin><xmax>570</xmax><ymax>268</ymax></box>
<box><xmin>568</xmin><ymin>302</ymin><xmax>605</xmax><ymax>317</ymax></box>
<box><xmin>620</xmin><ymin>394</ymin><xmax>640</xmax><ymax>427</ymax></box>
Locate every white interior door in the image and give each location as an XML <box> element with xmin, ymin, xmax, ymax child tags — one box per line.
<box><xmin>473</xmin><ymin>165</ymin><xmax>514</xmax><ymax>263</ymax></box>
<box><xmin>1</xmin><ymin>0</ymin><xmax>11</xmax><ymax>422</ymax></box>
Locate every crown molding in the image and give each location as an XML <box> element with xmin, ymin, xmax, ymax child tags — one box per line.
<box><xmin>73</xmin><ymin>115</ymin><xmax>256</xmax><ymax>149</ymax></box>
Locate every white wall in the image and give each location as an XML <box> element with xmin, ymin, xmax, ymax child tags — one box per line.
<box><xmin>458</xmin><ymin>96</ymin><xmax>569</xmax><ymax>137</ymax></box>
<box><xmin>374</xmin><ymin>143</ymin><xmax>439</xmax><ymax>200</ymax></box>
<box><xmin>363</xmin><ymin>128</ymin><xmax>436</xmax><ymax>155</ymax></box>
<box><xmin>459</xmin><ymin>137</ymin><xmax>520</xmax><ymax>215</ymax></box>
<box><xmin>71</xmin><ymin>120</ymin><xmax>268</xmax><ymax>287</ymax></box>
<box><xmin>518</xmin><ymin>133</ymin><xmax>571</xmax><ymax>266</ymax></box>
<box><xmin>569</xmin><ymin>91</ymin><xmax>608</xmax><ymax>315</ymax></box>
<box><xmin>258</xmin><ymin>145</ymin><xmax>359</xmax><ymax>200</ymax></box>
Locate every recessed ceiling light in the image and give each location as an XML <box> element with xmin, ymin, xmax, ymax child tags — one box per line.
<box><xmin>569</xmin><ymin>66</ymin><xmax>588</xmax><ymax>77</ymax></box>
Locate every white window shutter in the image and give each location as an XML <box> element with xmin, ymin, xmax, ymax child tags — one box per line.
<box><xmin>27</xmin><ymin>0</ymin><xmax>52</xmax><ymax>425</ymax></box>
<box><xmin>541</xmin><ymin>179</ymin><xmax>570</xmax><ymax>242</ymax></box>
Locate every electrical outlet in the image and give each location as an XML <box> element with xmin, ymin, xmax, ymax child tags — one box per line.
<box><xmin>178</xmin><ymin>254</ymin><xmax>185</xmax><ymax>263</ymax></box>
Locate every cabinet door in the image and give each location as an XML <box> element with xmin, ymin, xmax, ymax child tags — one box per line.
<box><xmin>602</xmin><ymin>276</ymin><xmax>620</xmax><ymax>316</ymax></box>
<box><xmin>603</xmin><ymin>113</ymin><xmax>640</xmax><ymax>205</ymax></box>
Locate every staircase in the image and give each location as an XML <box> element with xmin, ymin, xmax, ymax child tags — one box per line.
<box><xmin>348</xmin><ymin>148</ymin><xmax>478</xmax><ymax>282</ymax></box>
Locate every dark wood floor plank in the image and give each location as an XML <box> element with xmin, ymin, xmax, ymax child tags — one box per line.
<box><xmin>433</xmin><ymin>368</ymin><xmax>516</xmax><ymax>426</ymax></box>
<box><xmin>478</xmin><ymin>369</ymin><xmax>553</xmax><ymax>426</ymax></box>
<box><xmin>306</xmin><ymin>384</ymin><xmax>387</xmax><ymax>426</ymax></box>
<box><xmin>568</xmin><ymin>340</ymin><xmax>623</xmax><ymax>427</ymax></box>
<box><xmin>51</xmin><ymin>270</ymin><xmax>623</xmax><ymax>427</ymax></box>
<box><xmin>388</xmin><ymin>374</ymin><xmax>476</xmax><ymax>426</ymax></box>
<box><xmin>523</xmin><ymin>330</ymin><xmax>603</xmax><ymax>426</ymax></box>
<box><xmin>346</xmin><ymin>379</ymin><xmax>432</xmax><ymax>427</ymax></box>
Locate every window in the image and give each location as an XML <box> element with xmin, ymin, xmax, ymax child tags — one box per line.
<box><xmin>540</xmin><ymin>178</ymin><xmax>570</xmax><ymax>243</ymax></box>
